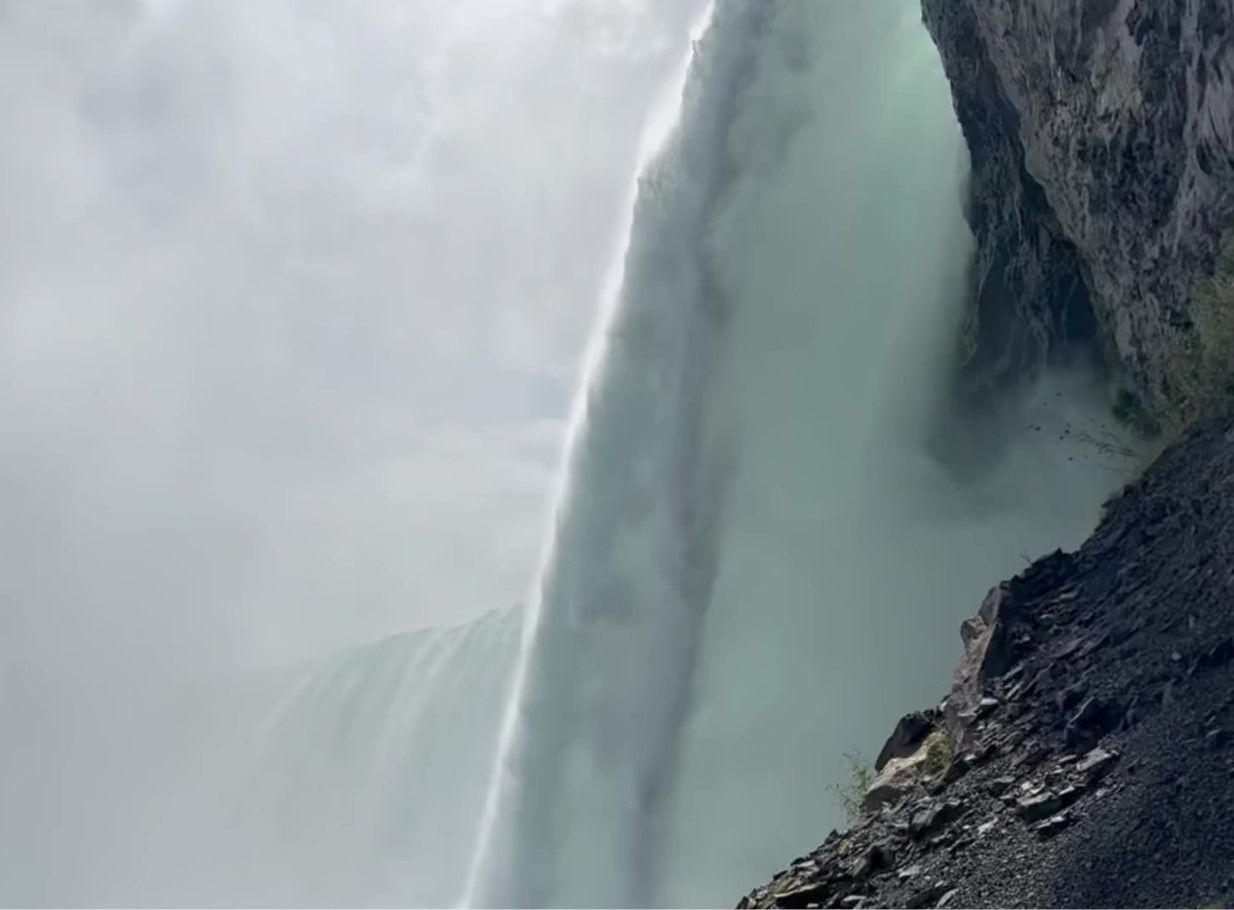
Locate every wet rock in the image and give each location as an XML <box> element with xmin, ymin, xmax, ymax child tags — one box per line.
<box><xmin>1016</xmin><ymin>785</ymin><xmax>1085</xmax><ymax>822</ymax></box>
<box><xmin>1075</xmin><ymin>746</ymin><xmax>1119</xmax><ymax>780</ymax></box>
<box><xmin>1016</xmin><ymin>792</ymin><xmax>1064</xmax><ymax>823</ymax></box>
<box><xmin>906</xmin><ymin>881</ymin><xmax>952</xmax><ymax>909</ymax></box>
<box><xmin>956</xmin><ymin>743</ymin><xmax>996</xmax><ymax>775</ymax></box>
<box><xmin>1034</xmin><ymin>810</ymin><xmax>1075</xmax><ymax>839</ymax></box>
<box><xmin>1066</xmin><ymin>697</ymin><xmax>1121</xmax><ymax>751</ymax></box>
<box><xmin>850</xmin><ymin>844</ymin><xmax>894</xmax><ymax>881</ymax></box>
<box><xmin>1055</xmin><ymin>683</ymin><xmax>1087</xmax><ymax>713</ymax></box>
<box><xmin>1206</xmin><ymin>728</ymin><xmax>1231</xmax><ymax>751</ymax></box>
<box><xmin>987</xmin><ymin>775</ymin><xmax>1017</xmax><ymax>797</ymax></box>
<box><xmin>772</xmin><ymin>881</ymin><xmax>833</xmax><ymax>909</ymax></box>
<box><xmin>909</xmin><ymin>800</ymin><xmax>963</xmax><ymax>840</ymax></box>
<box><xmin>1015</xmin><ymin>740</ymin><xmax>1051</xmax><ymax>771</ymax></box>
<box><xmin>1197</xmin><ymin>640</ymin><xmax>1234</xmax><ymax>673</ymax></box>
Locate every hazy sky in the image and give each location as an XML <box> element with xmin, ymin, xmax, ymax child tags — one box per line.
<box><xmin>0</xmin><ymin>0</ymin><xmax>710</xmax><ymax>670</ymax></box>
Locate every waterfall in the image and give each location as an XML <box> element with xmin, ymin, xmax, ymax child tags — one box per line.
<box><xmin>466</xmin><ymin>1</ymin><xmax>1136</xmax><ymax>907</ymax></box>
<box><xmin>237</xmin><ymin>606</ymin><xmax>523</xmax><ymax>907</ymax></box>
<box><xmin>0</xmin><ymin>3</ymin><xmax>1145</xmax><ymax>908</ymax></box>
<box><xmin>466</xmin><ymin>2</ymin><xmax>768</xmax><ymax>904</ymax></box>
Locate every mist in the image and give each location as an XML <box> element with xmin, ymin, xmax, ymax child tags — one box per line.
<box><xmin>0</xmin><ymin>0</ymin><xmax>708</xmax><ymax>903</ymax></box>
<box><xmin>1</xmin><ymin>1</ymin><xmax>1144</xmax><ymax>907</ymax></box>
<box><xmin>470</xmin><ymin>2</ymin><xmax>1142</xmax><ymax>906</ymax></box>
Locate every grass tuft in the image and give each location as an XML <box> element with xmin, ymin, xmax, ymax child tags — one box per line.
<box><xmin>828</xmin><ymin>751</ymin><xmax>873</xmax><ymax>824</ymax></box>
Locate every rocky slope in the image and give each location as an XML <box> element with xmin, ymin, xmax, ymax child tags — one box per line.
<box><xmin>739</xmin><ymin>415</ymin><xmax>1234</xmax><ymax>908</ymax></box>
<box><xmin>922</xmin><ymin>0</ymin><xmax>1234</xmax><ymax>419</ymax></box>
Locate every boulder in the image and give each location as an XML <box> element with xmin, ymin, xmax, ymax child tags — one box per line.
<box><xmin>1075</xmin><ymin>746</ymin><xmax>1119</xmax><ymax>780</ymax></box>
<box><xmin>770</xmin><ymin>881</ymin><xmax>833</xmax><ymax>909</ymax></box>
<box><xmin>1065</xmin><ymin>697</ymin><xmax>1122</xmax><ymax>751</ymax></box>
<box><xmin>1016</xmin><ymin>784</ymin><xmax>1085</xmax><ymax>822</ymax></box>
<box><xmin>875</xmin><ymin>712</ymin><xmax>936</xmax><ymax>772</ymax></box>
<box><xmin>909</xmin><ymin>799</ymin><xmax>964</xmax><ymax>839</ymax></box>
<box><xmin>1016</xmin><ymin>791</ymin><xmax>1067</xmax><ymax>823</ymax></box>
<box><xmin>945</xmin><ymin>584</ymin><xmax>1022</xmax><ymax>746</ymax></box>
<box><xmin>863</xmin><ymin>737</ymin><xmax>939</xmax><ymax>812</ymax></box>
<box><xmin>850</xmin><ymin>843</ymin><xmax>894</xmax><ymax>881</ymax></box>
<box><xmin>1033</xmin><ymin>810</ymin><xmax>1075</xmax><ymax>839</ymax></box>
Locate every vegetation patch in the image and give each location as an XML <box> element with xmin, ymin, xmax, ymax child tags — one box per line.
<box><xmin>828</xmin><ymin>751</ymin><xmax>873</xmax><ymax>824</ymax></box>
<box><xmin>1158</xmin><ymin>232</ymin><xmax>1234</xmax><ymax>430</ymax></box>
<box><xmin>920</xmin><ymin>730</ymin><xmax>954</xmax><ymax>779</ymax></box>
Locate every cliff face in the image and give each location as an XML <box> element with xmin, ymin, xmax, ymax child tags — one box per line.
<box><xmin>740</xmin><ymin>417</ymin><xmax>1234</xmax><ymax>909</ymax></box>
<box><xmin>923</xmin><ymin>0</ymin><xmax>1234</xmax><ymax>416</ymax></box>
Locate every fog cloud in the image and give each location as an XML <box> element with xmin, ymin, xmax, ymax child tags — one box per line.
<box><xmin>0</xmin><ymin>3</ymin><xmax>708</xmax><ymax>900</ymax></box>
<box><xmin>1</xmin><ymin>0</ymin><xmax>708</xmax><ymax>670</ymax></box>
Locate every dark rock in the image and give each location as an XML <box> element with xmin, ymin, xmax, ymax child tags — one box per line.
<box><xmin>772</xmin><ymin>882</ymin><xmax>833</xmax><ymax>909</ymax></box>
<box><xmin>905</xmin><ymin>882</ymin><xmax>952</xmax><ymax>909</ymax></box>
<box><xmin>876</xmin><ymin>712</ymin><xmax>937</xmax><ymax>772</ymax></box>
<box><xmin>910</xmin><ymin>800</ymin><xmax>963</xmax><ymax>840</ymax></box>
<box><xmin>1015</xmin><ymin>740</ymin><xmax>1051</xmax><ymax>770</ymax></box>
<box><xmin>946</xmin><ymin>585</ymin><xmax>1022</xmax><ymax>745</ymax></box>
<box><xmin>1055</xmin><ymin>683</ymin><xmax>1087</xmax><ymax>713</ymax></box>
<box><xmin>1015</xmin><ymin>792</ymin><xmax>1064</xmax><ymax>823</ymax></box>
<box><xmin>1016</xmin><ymin>785</ymin><xmax>1085</xmax><ymax>823</ymax></box>
<box><xmin>850</xmin><ymin>844</ymin><xmax>894</xmax><ymax>881</ymax></box>
<box><xmin>1206</xmin><ymin>728</ymin><xmax>1231</xmax><ymax>751</ymax></box>
<box><xmin>986</xmin><ymin>775</ymin><xmax>1017</xmax><ymax>797</ymax></box>
<box><xmin>1066</xmin><ymin>697</ymin><xmax>1121</xmax><ymax>751</ymax></box>
<box><xmin>1033</xmin><ymin>810</ymin><xmax>1075</xmax><ymax>839</ymax></box>
<box><xmin>956</xmin><ymin>743</ymin><xmax>996</xmax><ymax>774</ymax></box>
<box><xmin>1054</xmin><ymin>638</ymin><xmax>1085</xmax><ymax>662</ymax></box>
<box><xmin>1197</xmin><ymin>640</ymin><xmax>1234</xmax><ymax>673</ymax></box>
<box><xmin>1075</xmin><ymin>746</ymin><xmax>1119</xmax><ymax>781</ymax></box>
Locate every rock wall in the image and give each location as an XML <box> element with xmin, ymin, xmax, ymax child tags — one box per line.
<box><xmin>923</xmin><ymin>0</ymin><xmax>1234</xmax><ymax>414</ymax></box>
